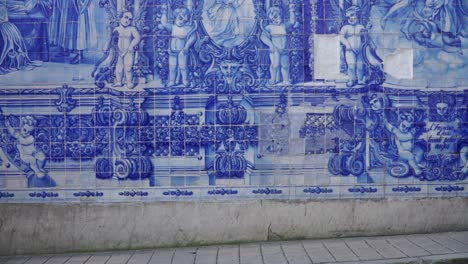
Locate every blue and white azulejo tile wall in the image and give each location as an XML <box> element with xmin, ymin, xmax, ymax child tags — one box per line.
<box><xmin>0</xmin><ymin>0</ymin><xmax>467</xmax><ymax>203</ymax></box>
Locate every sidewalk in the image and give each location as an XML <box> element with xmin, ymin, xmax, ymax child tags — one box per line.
<box><xmin>1</xmin><ymin>232</ymin><xmax>467</xmax><ymax>264</ymax></box>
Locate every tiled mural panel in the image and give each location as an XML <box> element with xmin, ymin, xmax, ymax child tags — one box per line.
<box><xmin>0</xmin><ymin>0</ymin><xmax>466</xmax><ymax>202</ymax></box>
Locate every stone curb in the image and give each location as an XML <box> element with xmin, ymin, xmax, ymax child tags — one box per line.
<box><xmin>336</xmin><ymin>253</ymin><xmax>468</xmax><ymax>264</ymax></box>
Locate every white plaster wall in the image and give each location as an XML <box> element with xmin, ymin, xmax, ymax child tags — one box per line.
<box><xmin>1</xmin><ymin>197</ymin><xmax>467</xmax><ymax>255</ymax></box>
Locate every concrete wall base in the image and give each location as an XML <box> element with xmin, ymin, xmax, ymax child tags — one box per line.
<box><xmin>1</xmin><ymin>197</ymin><xmax>467</xmax><ymax>255</ymax></box>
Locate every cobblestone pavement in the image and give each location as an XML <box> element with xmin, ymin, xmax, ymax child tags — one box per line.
<box><xmin>1</xmin><ymin>232</ymin><xmax>468</xmax><ymax>264</ymax></box>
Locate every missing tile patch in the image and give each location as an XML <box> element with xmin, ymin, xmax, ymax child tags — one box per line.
<box><xmin>384</xmin><ymin>49</ymin><xmax>414</xmax><ymax>79</ymax></box>
<box><xmin>314</xmin><ymin>34</ymin><xmax>341</xmax><ymax>80</ymax></box>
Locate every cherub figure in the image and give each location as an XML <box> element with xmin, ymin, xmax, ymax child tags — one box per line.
<box><xmin>113</xmin><ymin>10</ymin><xmax>141</xmax><ymax>89</ymax></box>
<box><xmin>159</xmin><ymin>5</ymin><xmax>196</xmax><ymax>87</ymax></box>
<box><xmin>261</xmin><ymin>5</ymin><xmax>296</xmax><ymax>85</ymax></box>
<box><xmin>384</xmin><ymin>112</ymin><xmax>424</xmax><ymax>175</ymax></box>
<box><xmin>6</xmin><ymin>116</ymin><xmax>47</xmax><ymax>177</ymax></box>
<box><xmin>340</xmin><ymin>6</ymin><xmax>366</xmax><ymax>87</ymax></box>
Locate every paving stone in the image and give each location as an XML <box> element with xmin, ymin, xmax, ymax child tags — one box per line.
<box><xmin>336</xmin><ymin>258</ymin><xmax>419</xmax><ymax>264</ymax></box>
<box><xmin>82</xmin><ymin>254</ymin><xmax>111</xmax><ymax>264</ymax></box>
<box><xmin>0</xmin><ymin>257</ymin><xmax>11</xmax><ymax>264</ymax></box>
<box><xmin>323</xmin><ymin>241</ymin><xmax>359</xmax><ymax>262</ymax></box>
<box><xmin>172</xmin><ymin>248</ymin><xmax>196</xmax><ymax>264</ymax></box>
<box><xmin>22</xmin><ymin>256</ymin><xmax>52</xmax><ymax>264</ymax></box>
<box><xmin>344</xmin><ymin>239</ymin><xmax>382</xmax><ymax>261</ymax></box>
<box><xmin>448</xmin><ymin>231</ymin><xmax>468</xmax><ymax>245</ymax></box>
<box><xmin>104</xmin><ymin>252</ymin><xmax>134</xmax><ymax>264</ymax></box>
<box><xmin>5</xmin><ymin>256</ymin><xmax>31</xmax><ymax>264</ymax></box>
<box><xmin>43</xmin><ymin>255</ymin><xmax>72</xmax><ymax>264</ymax></box>
<box><xmin>126</xmin><ymin>250</ymin><xmax>154</xmax><ymax>264</ymax></box>
<box><xmin>239</xmin><ymin>244</ymin><xmax>262</xmax><ymax>264</ymax></box>
<box><xmin>301</xmin><ymin>241</ymin><xmax>335</xmax><ymax>264</ymax></box>
<box><xmin>63</xmin><ymin>255</ymin><xmax>92</xmax><ymax>264</ymax></box>
<box><xmin>386</xmin><ymin>236</ymin><xmax>430</xmax><ymax>257</ymax></box>
<box><xmin>148</xmin><ymin>249</ymin><xmax>174</xmax><ymax>264</ymax></box>
<box><xmin>4</xmin><ymin>232</ymin><xmax>468</xmax><ymax>264</ymax></box>
<box><xmin>194</xmin><ymin>246</ymin><xmax>217</xmax><ymax>264</ymax></box>
<box><xmin>280</xmin><ymin>241</ymin><xmax>311</xmax><ymax>264</ymax></box>
<box><xmin>365</xmin><ymin>238</ymin><xmax>406</xmax><ymax>259</ymax></box>
<box><xmin>217</xmin><ymin>245</ymin><xmax>239</xmax><ymax>264</ymax></box>
<box><xmin>261</xmin><ymin>243</ymin><xmax>288</xmax><ymax>264</ymax></box>
<box><xmin>406</xmin><ymin>235</ymin><xmax>454</xmax><ymax>255</ymax></box>
<box><xmin>428</xmin><ymin>233</ymin><xmax>468</xmax><ymax>253</ymax></box>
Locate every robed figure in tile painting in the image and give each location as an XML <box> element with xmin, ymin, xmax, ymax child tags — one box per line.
<box><xmin>50</xmin><ymin>0</ymin><xmax>97</xmax><ymax>64</ymax></box>
<box><xmin>0</xmin><ymin>2</ymin><xmax>42</xmax><ymax>74</ymax></box>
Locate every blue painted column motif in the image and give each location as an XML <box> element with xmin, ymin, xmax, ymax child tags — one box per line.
<box><xmin>201</xmin><ymin>96</ymin><xmax>258</xmax><ymax>180</ymax></box>
<box><xmin>94</xmin><ymin>97</ymin><xmax>153</xmax><ymax>181</ymax></box>
<box><xmin>326</xmin><ymin>104</ymin><xmax>368</xmax><ymax>181</ymax></box>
